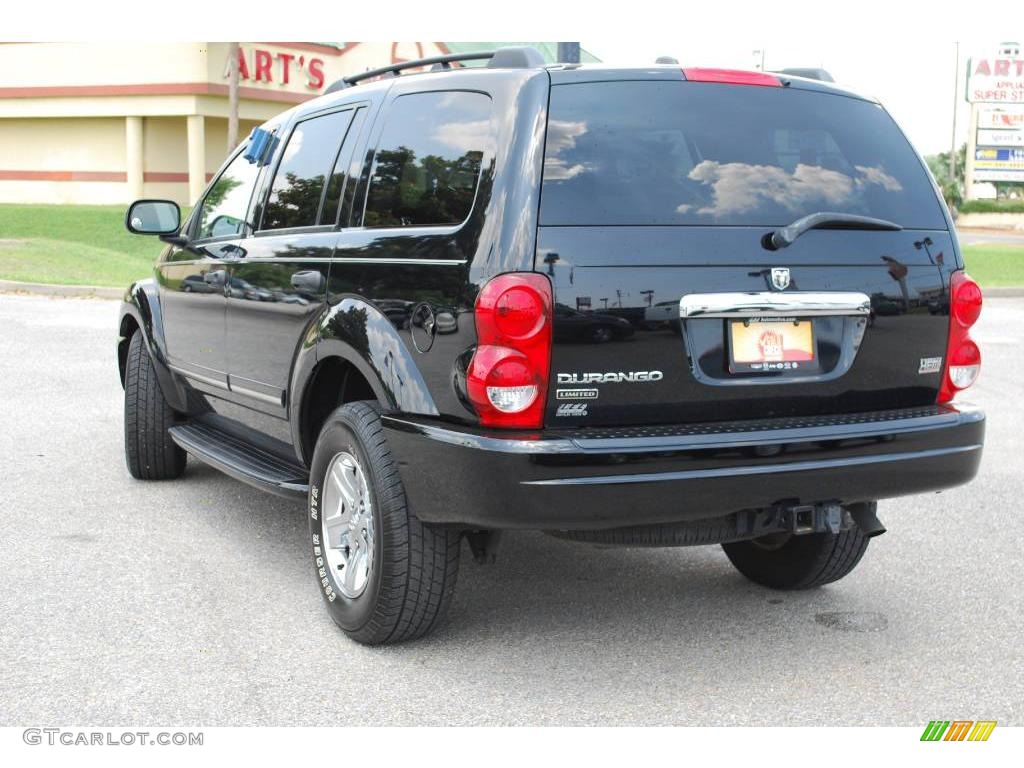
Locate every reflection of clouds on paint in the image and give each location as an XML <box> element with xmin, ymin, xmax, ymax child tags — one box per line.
<box><xmin>432</xmin><ymin>119</ymin><xmax>491</xmax><ymax>153</ymax></box>
<box><xmin>543</xmin><ymin>120</ymin><xmax>591</xmax><ymax>180</ymax></box>
<box><xmin>677</xmin><ymin>161</ymin><xmax>903</xmax><ymax>217</ymax></box>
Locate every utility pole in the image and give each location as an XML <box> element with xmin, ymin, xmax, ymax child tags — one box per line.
<box><xmin>557</xmin><ymin>42</ymin><xmax>580</xmax><ymax>64</ymax></box>
<box><xmin>949</xmin><ymin>42</ymin><xmax>959</xmax><ymax>186</ymax></box>
<box><xmin>227</xmin><ymin>42</ymin><xmax>240</xmax><ymax>153</ymax></box>
<box><xmin>964</xmin><ymin>99</ymin><xmax>979</xmax><ymax>201</ymax></box>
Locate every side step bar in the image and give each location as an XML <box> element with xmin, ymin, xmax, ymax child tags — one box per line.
<box><xmin>168</xmin><ymin>423</ymin><xmax>309</xmax><ymax>498</ymax></box>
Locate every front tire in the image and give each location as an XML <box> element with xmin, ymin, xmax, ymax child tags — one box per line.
<box><xmin>308</xmin><ymin>401</ymin><xmax>460</xmax><ymax>645</ymax></box>
<box><xmin>123</xmin><ymin>331</ymin><xmax>186</xmax><ymax>480</ymax></box>
<box><xmin>722</xmin><ymin>523</ymin><xmax>870</xmax><ymax>590</ymax></box>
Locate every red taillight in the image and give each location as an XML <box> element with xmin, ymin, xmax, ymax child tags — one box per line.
<box><xmin>938</xmin><ymin>271</ymin><xmax>983</xmax><ymax>403</ymax></box>
<box><xmin>467</xmin><ymin>273</ymin><xmax>552</xmax><ymax>428</ymax></box>
<box><xmin>682</xmin><ymin>68</ymin><xmax>781</xmax><ymax>87</ymax></box>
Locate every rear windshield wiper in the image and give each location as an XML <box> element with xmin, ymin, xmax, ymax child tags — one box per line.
<box><xmin>764</xmin><ymin>212</ymin><xmax>902</xmax><ymax>250</ymax></box>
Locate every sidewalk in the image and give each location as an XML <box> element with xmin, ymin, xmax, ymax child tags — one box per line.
<box><xmin>0</xmin><ymin>279</ymin><xmax>123</xmax><ymax>299</ymax></box>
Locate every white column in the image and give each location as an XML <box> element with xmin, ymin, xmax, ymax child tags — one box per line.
<box><xmin>186</xmin><ymin>114</ymin><xmax>206</xmax><ymax>204</ymax></box>
<box><xmin>125</xmin><ymin>116</ymin><xmax>144</xmax><ymax>200</ymax></box>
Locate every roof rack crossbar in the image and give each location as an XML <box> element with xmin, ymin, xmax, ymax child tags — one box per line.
<box><xmin>327</xmin><ymin>51</ymin><xmax>495</xmax><ymax>92</ymax></box>
<box><xmin>324</xmin><ymin>46</ymin><xmax>546</xmax><ymax>94</ymax></box>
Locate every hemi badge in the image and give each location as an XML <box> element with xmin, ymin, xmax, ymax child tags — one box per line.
<box><xmin>556</xmin><ymin>388</ymin><xmax>599</xmax><ymax>400</ymax></box>
<box><xmin>919</xmin><ymin>356</ymin><xmax>942</xmax><ymax>374</ymax></box>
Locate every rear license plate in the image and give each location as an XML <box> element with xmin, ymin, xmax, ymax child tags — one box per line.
<box><xmin>729</xmin><ymin>318</ymin><xmax>816</xmax><ymax>373</ymax></box>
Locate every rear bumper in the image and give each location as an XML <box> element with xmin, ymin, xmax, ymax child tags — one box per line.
<box><xmin>383</xmin><ymin>404</ymin><xmax>985</xmax><ymax>530</ymax></box>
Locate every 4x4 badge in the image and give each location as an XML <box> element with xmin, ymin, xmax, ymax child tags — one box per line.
<box><xmin>771</xmin><ymin>267</ymin><xmax>791</xmax><ymax>291</ymax></box>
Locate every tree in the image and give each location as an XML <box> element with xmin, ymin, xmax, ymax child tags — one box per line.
<box><xmin>925</xmin><ymin>143</ymin><xmax>966</xmax><ymax>209</ymax></box>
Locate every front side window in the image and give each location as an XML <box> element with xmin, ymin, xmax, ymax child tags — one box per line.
<box><xmin>196</xmin><ymin>149</ymin><xmax>260</xmax><ymax>240</ymax></box>
<box><xmin>363</xmin><ymin>91</ymin><xmax>492</xmax><ymax>228</ymax></box>
<box><xmin>262</xmin><ymin>110</ymin><xmax>355</xmax><ymax>230</ymax></box>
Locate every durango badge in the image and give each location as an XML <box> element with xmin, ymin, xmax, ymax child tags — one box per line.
<box><xmin>557</xmin><ymin>371</ymin><xmax>664</xmax><ymax>384</ymax></box>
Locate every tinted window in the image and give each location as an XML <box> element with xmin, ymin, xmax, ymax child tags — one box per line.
<box><xmin>363</xmin><ymin>91</ymin><xmax>491</xmax><ymax>228</ymax></box>
<box><xmin>322</xmin><ymin>107</ymin><xmax>366</xmax><ymax>227</ymax></box>
<box><xmin>541</xmin><ymin>82</ymin><xmax>946</xmax><ymax>229</ymax></box>
<box><xmin>262</xmin><ymin>110</ymin><xmax>354</xmax><ymax>230</ymax></box>
<box><xmin>196</xmin><ymin>149</ymin><xmax>260</xmax><ymax>239</ymax></box>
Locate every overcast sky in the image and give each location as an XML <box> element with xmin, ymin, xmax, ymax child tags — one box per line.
<box><xmin>585</xmin><ymin>39</ymin><xmax>995</xmax><ymax>157</ymax></box>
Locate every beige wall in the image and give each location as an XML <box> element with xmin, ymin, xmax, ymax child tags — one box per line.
<box><xmin>0</xmin><ymin>41</ymin><xmax>452</xmax><ymax>206</ymax></box>
<box><xmin>0</xmin><ymin>42</ymin><xmax>210</xmax><ymax>88</ymax></box>
<box><xmin>0</xmin><ymin>117</ymin><xmax>127</xmax><ymax>204</ymax></box>
<box><xmin>0</xmin><ymin>117</ymin><xmax>124</xmax><ymax>171</ymax></box>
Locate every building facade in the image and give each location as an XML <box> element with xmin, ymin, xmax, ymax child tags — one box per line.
<box><xmin>0</xmin><ymin>42</ymin><xmax>595</xmax><ymax>207</ymax></box>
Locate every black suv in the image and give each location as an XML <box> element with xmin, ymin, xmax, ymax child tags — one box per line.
<box><xmin>119</xmin><ymin>47</ymin><xmax>985</xmax><ymax>644</ymax></box>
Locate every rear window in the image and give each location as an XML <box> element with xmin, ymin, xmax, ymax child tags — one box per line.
<box><xmin>540</xmin><ymin>81</ymin><xmax>946</xmax><ymax>229</ymax></box>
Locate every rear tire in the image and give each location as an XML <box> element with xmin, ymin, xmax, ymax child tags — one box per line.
<box><xmin>722</xmin><ymin>526</ymin><xmax>870</xmax><ymax>590</ymax></box>
<box><xmin>123</xmin><ymin>331</ymin><xmax>186</xmax><ymax>480</ymax></box>
<box><xmin>308</xmin><ymin>401</ymin><xmax>461</xmax><ymax>645</ymax></box>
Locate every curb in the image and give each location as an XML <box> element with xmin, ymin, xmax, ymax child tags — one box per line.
<box><xmin>0</xmin><ymin>279</ymin><xmax>123</xmax><ymax>299</ymax></box>
<box><xmin>983</xmin><ymin>287</ymin><xmax>1024</xmax><ymax>298</ymax></box>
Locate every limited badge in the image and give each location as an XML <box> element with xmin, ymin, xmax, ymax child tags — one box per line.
<box><xmin>919</xmin><ymin>356</ymin><xmax>942</xmax><ymax>374</ymax></box>
<box><xmin>556</xmin><ymin>388</ymin><xmax>599</xmax><ymax>400</ymax></box>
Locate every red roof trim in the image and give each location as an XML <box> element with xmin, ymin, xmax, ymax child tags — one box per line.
<box><xmin>0</xmin><ymin>82</ymin><xmax>314</xmax><ymax>103</ymax></box>
<box><xmin>259</xmin><ymin>42</ymin><xmax>348</xmax><ymax>57</ymax></box>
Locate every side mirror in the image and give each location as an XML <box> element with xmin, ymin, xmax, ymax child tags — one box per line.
<box><xmin>125</xmin><ymin>199</ymin><xmax>181</xmax><ymax>236</ymax></box>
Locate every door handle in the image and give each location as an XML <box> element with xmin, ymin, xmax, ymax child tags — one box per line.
<box><xmin>203</xmin><ymin>269</ymin><xmax>227</xmax><ymax>286</ymax></box>
<box><xmin>291</xmin><ymin>270</ymin><xmax>325</xmax><ymax>293</ymax></box>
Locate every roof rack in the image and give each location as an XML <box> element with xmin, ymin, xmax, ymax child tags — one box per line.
<box><xmin>324</xmin><ymin>46</ymin><xmax>546</xmax><ymax>94</ymax></box>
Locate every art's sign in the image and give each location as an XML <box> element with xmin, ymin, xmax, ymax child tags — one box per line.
<box><xmin>966</xmin><ymin>57</ymin><xmax>1024</xmax><ymax>103</ymax></box>
<box><xmin>225</xmin><ymin>46</ymin><xmax>326</xmax><ymax>91</ymax></box>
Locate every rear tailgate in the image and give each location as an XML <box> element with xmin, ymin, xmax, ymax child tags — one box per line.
<box><xmin>536</xmin><ymin>77</ymin><xmax>956</xmax><ymax>428</ymax></box>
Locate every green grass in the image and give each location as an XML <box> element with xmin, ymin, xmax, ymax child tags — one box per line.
<box><xmin>962</xmin><ymin>244</ymin><xmax>1024</xmax><ymax>287</ymax></box>
<box><xmin>1</xmin><ymin>203</ymin><xmax>1023</xmax><ymax>289</ymax></box>
<box><xmin>0</xmin><ymin>204</ymin><xmax>162</xmax><ymax>287</ymax></box>
<box><xmin>960</xmin><ymin>199</ymin><xmax>1024</xmax><ymax>214</ymax></box>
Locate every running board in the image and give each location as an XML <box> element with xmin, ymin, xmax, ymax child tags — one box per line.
<box><xmin>169</xmin><ymin>423</ymin><xmax>309</xmax><ymax>498</ymax></box>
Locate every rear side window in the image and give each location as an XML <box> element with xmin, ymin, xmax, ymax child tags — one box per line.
<box><xmin>541</xmin><ymin>81</ymin><xmax>946</xmax><ymax>229</ymax></box>
<box><xmin>262</xmin><ymin>109</ymin><xmax>354</xmax><ymax>230</ymax></box>
<box><xmin>363</xmin><ymin>91</ymin><xmax>491</xmax><ymax>228</ymax></box>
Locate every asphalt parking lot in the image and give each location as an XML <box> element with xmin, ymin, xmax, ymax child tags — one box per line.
<box><xmin>1</xmin><ymin>292</ymin><xmax>1021</xmax><ymax>726</ymax></box>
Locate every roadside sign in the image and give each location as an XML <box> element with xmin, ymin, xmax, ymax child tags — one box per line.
<box><xmin>966</xmin><ymin>56</ymin><xmax>1024</xmax><ymax>103</ymax></box>
<box><xmin>978</xmin><ymin>107</ymin><xmax>1024</xmax><ymax>129</ymax></box>
<box><xmin>978</xmin><ymin>130</ymin><xmax>1024</xmax><ymax>146</ymax></box>
<box><xmin>973</xmin><ymin>146</ymin><xmax>1024</xmax><ymax>181</ymax></box>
